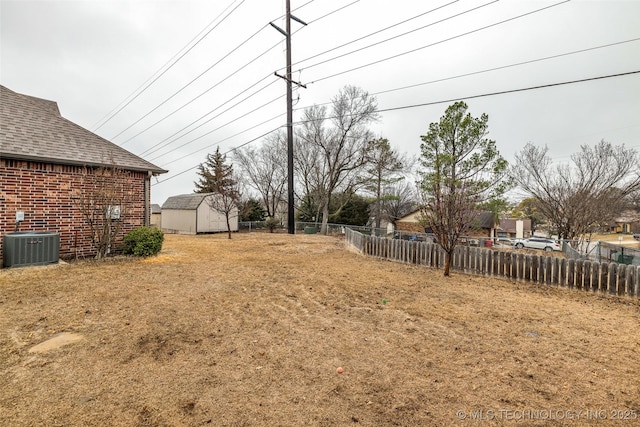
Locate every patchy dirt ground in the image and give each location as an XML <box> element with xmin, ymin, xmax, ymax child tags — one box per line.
<box><xmin>1</xmin><ymin>233</ymin><xmax>639</xmax><ymax>426</ymax></box>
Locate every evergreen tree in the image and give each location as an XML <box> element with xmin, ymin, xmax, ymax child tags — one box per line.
<box><xmin>419</xmin><ymin>102</ymin><xmax>509</xmax><ymax>276</ymax></box>
<box><xmin>239</xmin><ymin>198</ymin><xmax>266</xmax><ymax>222</ymax></box>
<box><xmin>195</xmin><ymin>147</ymin><xmax>235</xmax><ymax>194</ymax></box>
<box><xmin>195</xmin><ymin>147</ymin><xmax>240</xmax><ymax>238</ymax></box>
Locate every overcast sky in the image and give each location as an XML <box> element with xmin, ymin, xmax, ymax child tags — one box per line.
<box><xmin>2</xmin><ymin>0</ymin><xmax>639</xmax><ymax>205</ymax></box>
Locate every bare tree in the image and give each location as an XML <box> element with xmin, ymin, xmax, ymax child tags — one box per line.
<box><xmin>73</xmin><ymin>165</ymin><xmax>134</xmax><ymax>259</ymax></box>
<box><xmin>512</xmin><ymin>140</ymin><xmax>640</xmax><ymax>245</ymax></box>
<box><xmin>294</xmin><ymin>119</ymin><xmax>325</xmax><ymax>223</ymax></box>
<box><xmin>196</xmin><ymin>147</ymin><xmax>240</xmax><ymax>239</ymax></box>
<box><xmin>362</xmin><ymin>137</ymin><xmax>407</xmax><ymax>230</ymax></box>
<box><xmin>381</xmin><ymin>180</ymin><xmax>417</xmax><ymax>229</ymax></box>
<box><xmin>206</xmin><ymin>189</ymin><xmax>240</xmax><ymax>240</ymax></box>
<box><xmin>295</xmin><ymin>85</ymin><xmax>378</xmax><ymax>234</ymax></box>
<box><xmin>234</xmin><ymin>131</ymin><xmax>287</xmax><ymax>219</ymax></box>
<box><xmin>418</xmin><ymin>101</ymin><xmax>509</xmax><ymax>276</ymax></box>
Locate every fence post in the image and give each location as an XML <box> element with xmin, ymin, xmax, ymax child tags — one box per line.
<box><xmin>459</xmin><ymin>246</ymin><xmax>466</xmax><ymax>272</ymax></box>
<box><xmin>609</xmin><ymin>263</ymin><xmax>617</xmax><ymax>295</ymax></box>
<box><xmin>617</xmin><ymin>264</ymin><xmax>626</xmax><ymax>296</ymax></box>
<box><xmin>575</xmin><ymin>260</ymin><xmax>583</xmax><ymax>291</ymax></box>
<box><xmin>591</xmin><ymin>262</ymin><xmax>601</xmax><ymax>293</ymax></box>
<box><xmin>505</xmin><ymin>252</ymin><xmax>513</xmax><ymax>279</ymax></box>
<box><xmin>627</xmin><ymin>265</ymin><xmax>637</xmax><ymax>297</ymax></box>
<box><xmin>583</xmin><ymin>260</ymin><xmax>592</xmax><ymax>291</ymax></box>
<box><xmin>516</xmin><ymin>253</ymin><xmax>524</xmax><ymax>281</ymax></box>
<box><xmin>531</xmin><ymin>256</ymin><xmax>539</xmax><ymax>283</ymax></box>
<box><xmin>485</xmin><ymin>250</ymin><xmax>492</xmax><ymax>276</ymax></box>
<box><xmin>412</xmin><ymin>241</ymin><xmax>418</xmax><ymax>264</ymax></box>
<box><xmin>552</xmin><ymin>257</ymin><xmax>560</xmax><ymax>287</ymax></box>
<box><xmin>600</xmin><ymin>263</ymin><xmax>609</xmax><ymax>294</ymax></box>
<box><xmin>543</xmin><ymin>257</ymin><xmax>551</xmax><ymax>285</ymax></box>
<box><xmin>567</xmin><ymin>259</ymin><xmax>575</xmax><ymax>289</ymax></box>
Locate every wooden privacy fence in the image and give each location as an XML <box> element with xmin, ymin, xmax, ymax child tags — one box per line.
<box><xmin>345</xmin><ymin>229</ymin><xmax>639</xmax><ymax>298</ymax></box>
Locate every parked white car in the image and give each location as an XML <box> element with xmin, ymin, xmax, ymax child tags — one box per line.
<box><xmin>494</xmin><ymin>237</ymin><xmax>514</xmax><ymax>246</ymax></box>
<box><xmin>513</xmin><ymin>237</ymin><xmax>562</xmax><ymax>252</ymax></box>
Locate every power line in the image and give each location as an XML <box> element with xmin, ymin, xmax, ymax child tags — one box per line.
<box><xmin>141</xmin><ymin>0</ymin><xmax>623</xmax><ymax>179</ymax></box>
<box><xmin>292</xmin><ymin>38</ymin><xmax>640</xmax><ymax>113</ymax></box>
<box><xmin>100</xmin><ymin>0</ymin><xmax>318</xmax><ymax>140</ymax></box>
<box><xmin>152</xmin><ymin>70</ymin><xmax>638</xmax><ymax>189</ymax></box>
<box><xmin>305</xmin><ymin>0</ymin><xmax>360</xmax><ymax>25</ymax></box>
<box><xmin>373</xmin><ymin>70</ymin><xmax>640</xmax><ymax>114</ymax></box>
<box><xmin>296</xmin><ymin>37</ymin><xmax>640</xmax><ymax>115</ymax></box>
<box><xmin>149</xmin><ymin>36</ymin><xmax>638</xmax><ymax>167</ymax></box>
<box><xmin>372</xmin><ymin>38</ymin><xmax>640</xmax><ymax>97</ymax></box>
<box><xmin>122</xmin><ymin>1</ymin><xmax>359</xmax><ymax>157</ymax></box>
<box><xmin>159</xmin><ymin>40</ymin><xmax>582</xmax><ymax>166</ymax></box>
<box><xmin>151</xmin><ymin>125</ymin><xmax>285</xmax><ymax>186</ymax></box>
<box><xmin>289</xmin><ymin>0</ymin><xmax>464</xmax><ymax>71</ymax></box>
<box><xmin>92</xmin><ymin>0</ymin><xmax>246</xmax><ymax>132</ymax></box>
<box><xmin>115</xmin><ymin>23</ymin><xmax>269</xmax><ymax>144</ymax></box>
<box><xmin>138</xmin><ymin>75</ymin><xmax>278</xmax><ymax>157</ymax></box>
<box><xmin>148</xmin><ymin>93</ymin><xmax>286</xmax><ymax>163</ymax></box>
<box><xmin>306</xmin><ymin>0</ymin><xmax>571</xmax><ymax>84</ymax></box>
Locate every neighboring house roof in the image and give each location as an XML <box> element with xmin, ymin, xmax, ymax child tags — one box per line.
<box><xmin>396</xmin><ymin>210</ymin><xmax>423</xmax><ymax>223</ymax></box>
<box><xmin>398</xmin><ymin>209</ymin><xmax>497</xmax><ymax>229</ymax></box>
<box><xmin>162</xmin><ymin>193</ymin><xmax>212</xmax><ymax>210</ymax></box>
<box><xmin>151</xmin><ymin>204</ymin><xmax>162</xmax><ymax>214</ymax></box>
<box><xmin>471</xmin><ymin>212</ymin><xmax>496</xmax><ymax>229</ymax></box>
<box><xmin>0</xmin><ymin>85</ymin><xmax>167</xmax><ymax>174</ymax></box>
<box><xmin>614</xmin><ymin>210</ymin><xmax>640</xmax><ymax>224</ymax></box>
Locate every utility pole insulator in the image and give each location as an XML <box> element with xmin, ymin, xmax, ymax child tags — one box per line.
<box><xmin>274</xmin><ymin>72</ymin><xmax>307</xmax><ymax>89</ymax></box>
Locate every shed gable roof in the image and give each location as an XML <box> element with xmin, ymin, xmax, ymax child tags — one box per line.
<box><xmin>162</xmin><ymin>193</ymin><xmax>211</xmax><ymax>210</ymax></box>
<box><xmin>0</xmin><ymin>85</ymin><xmax>167</xmax><ymax>174</ymax></box>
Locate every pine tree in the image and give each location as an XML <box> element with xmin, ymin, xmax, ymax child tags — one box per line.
<box><xmin>419</xmin><ymin>101</ymin><xmax>509</xmax><ymax>276</ymax></box>
<box><xmin>195</xmin><ymin>147</ymin><xmax>235</xmax><ymax>194</ymax></box>
<box><xmin>194</xmin><ymin>147</ymin><xmax>240</xmax><ymax>238</ymax></box>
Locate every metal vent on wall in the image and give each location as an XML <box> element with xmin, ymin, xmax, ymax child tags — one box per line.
<box><xmin>3</xmin><ymin>232</ymin><xmax>60</xmax><ymax>268</ymax></box>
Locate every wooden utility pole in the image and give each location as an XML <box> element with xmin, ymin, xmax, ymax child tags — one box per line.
<box><xmin>285</xmin><ymin>0</ymin><xmax>295</xmax><ymax>235</ymax></box>
<box><xmin>271</xmin><ymin>0</ymin><xmax>306</xmax><ymax>234</ymax></box>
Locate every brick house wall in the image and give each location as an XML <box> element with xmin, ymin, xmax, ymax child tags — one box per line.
<box><xmin>0</xmin><ymin>158</ymin><xmax>149</xmax><ymax>265</ymax></box>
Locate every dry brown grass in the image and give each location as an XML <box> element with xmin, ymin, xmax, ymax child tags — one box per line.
<box><xmin>1</xmin><ymin>233</ymin><xmax>639</xmax><ymax>426</ymax></box>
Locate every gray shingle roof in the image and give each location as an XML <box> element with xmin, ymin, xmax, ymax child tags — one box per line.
<box><xmin>162</xmin><ymin>193</ymin><xmax>211</xmax><ymax>210</ymax></box>
<box><xmin>475</xmin><ymin>211</ymin><xmax>497</xmax><ymax>229</ymax></box>
<box><xmin>0</xmin><ymin>85</ymin><xmax>167</xmax><ymax>174</ymax></box>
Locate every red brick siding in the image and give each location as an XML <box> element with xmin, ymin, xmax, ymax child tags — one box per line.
<box><xmin>0</xmin><ymin>159</ymin><xmax>149</xmax><ymax>266</ymax></box>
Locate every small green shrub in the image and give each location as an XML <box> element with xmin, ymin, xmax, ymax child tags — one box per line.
<box><xmin>265</xmin><ymin>217</ymin><xmax>280</xmax><ymax>233</ymax></box>
<box><xmin>123</xmin><ymin>227</ymin><xmax>164</xmax><ymax>257</ymax></box>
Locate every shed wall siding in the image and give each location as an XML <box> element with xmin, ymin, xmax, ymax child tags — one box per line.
<box><xmin>197</xmin><ymin>201</ymin><xmax>231</xmax><ymax>233</ymax></box>
<box><xmin>161</xmin><ymin>210</ymin><xmax>197</xmax><ymax>234</ymax></box>
<box><xmin>0</xmin><ymin>159</ymin><xmax>148</xmax><ymax>265</ymax></box>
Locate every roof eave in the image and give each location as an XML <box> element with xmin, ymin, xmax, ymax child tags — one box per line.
<box><xmin>0</xmin><ymin>152</ymin><xmax>168</xmax><ymax>175</ymax></box>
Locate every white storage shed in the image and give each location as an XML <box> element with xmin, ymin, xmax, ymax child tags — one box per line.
<box><xmin>161</xmin><ymin>193</ymin><xmax>238</xmax><ymax>234</ymax></box>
